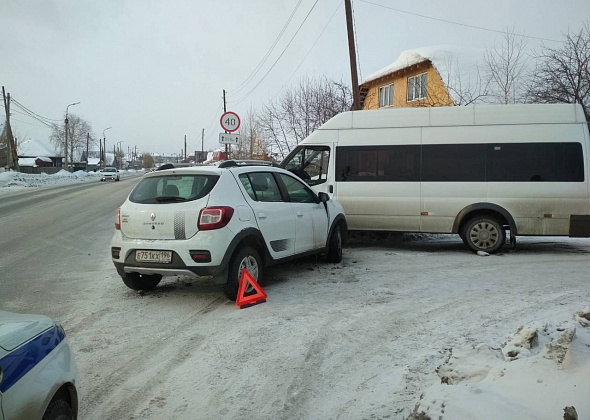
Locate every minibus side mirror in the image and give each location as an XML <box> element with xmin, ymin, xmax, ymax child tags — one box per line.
<box><xmin>318</xmin><ymin>192</ymin><xmax>330</xmax><ymax>203</ymax></box>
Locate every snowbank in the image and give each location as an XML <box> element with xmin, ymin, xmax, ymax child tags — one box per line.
<box><xmin>0</xmin><ymin>169</ymin><xmax>100</xmax><ymax>194</ymax></box>
<box><xmin>411</xmin><ymin>309</ymin><xmax>590</xmax><ymax>420</ymax></box>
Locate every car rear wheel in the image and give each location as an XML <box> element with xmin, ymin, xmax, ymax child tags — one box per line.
<box><xmin>326</xmin><ymin>223</ymin><xmax>343</xmax><ymax>263</ymax></box>
<box><xmin>461</xmin><ymin>216</ymin><xmax>506</xmax><ymax>254</ymax></box>
<box><xmin>223</xmin><ymin>246</ymin><xmax>261</xmax><ymax>301</ymax></box>
<box><xmin>118</xmin><ymin>269</ymin><xmax>162</xmax><ymax>290</ymax></box>
<box><xmin>42</xmin><ymin>399</ymin><xmax>74</xmax><ymax>420</ymax></box>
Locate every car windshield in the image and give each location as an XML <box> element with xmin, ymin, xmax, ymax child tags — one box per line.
<box><xmin>129</xmin><ymin>174</ymin><xmax>219</xmax><ymax>204</ymax></box>
<box><xmin>104</xmin><ymin>168</ymin><xmax>116</xmax><ymax>172</ymax></box>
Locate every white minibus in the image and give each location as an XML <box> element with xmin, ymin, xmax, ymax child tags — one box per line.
<box><xmin>280</xmin><ymin>104</ymin><xmax>590</xmax><ymax>253</ymax></box>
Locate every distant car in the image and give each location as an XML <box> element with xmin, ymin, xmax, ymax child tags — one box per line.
<box><xmin>111</xmin><ymin>160</ymin><xmax>348</xmax><ymax>300</ymax></box>
<box><xmin>0</xmin><ymin>311</ymin><xmax>78</xmax><ymax>420</ymax></box>
<box><xmin>100</xmin><ymin>167</ymin><xmax>119</xmax><ymax>182</ymax></box>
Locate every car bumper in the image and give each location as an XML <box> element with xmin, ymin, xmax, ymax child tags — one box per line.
<box><xmin>110</xmin><ymin>228</ymin><xmax>235</xmax><ymax>278</ymax></box>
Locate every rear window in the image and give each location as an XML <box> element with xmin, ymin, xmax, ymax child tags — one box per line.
<box><xmin>129</xmin><ymin>175</ymin><xmax>219</xmax><ymax>204</ymax></box>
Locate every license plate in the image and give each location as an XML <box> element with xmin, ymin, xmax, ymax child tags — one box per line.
<box><xmin>135</xmin><ymin>250</ymin><xmax>172</xmax><ymax>263</ymax></box>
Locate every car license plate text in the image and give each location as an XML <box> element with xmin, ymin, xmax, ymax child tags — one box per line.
<box><xmin>135</xmin><ymin>250</ymin><xmax>172</xmax><ymax>263</ymax></box>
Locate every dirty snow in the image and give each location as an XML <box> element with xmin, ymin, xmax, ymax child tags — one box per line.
<box><xmin>40</xmin><ymin>234</ymin><xmax>590</xmax><ymax>420</ymax></box>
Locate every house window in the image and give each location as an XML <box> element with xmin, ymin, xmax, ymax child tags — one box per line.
<box><xmin>378</xmin><ymin>84</ymin><xmax>393</xmax><ymax>108</ymax></box>
<box><xmin>407</xmin><ymin>73</ymin><xmax>427</xmax><ymax>102</ymax></box>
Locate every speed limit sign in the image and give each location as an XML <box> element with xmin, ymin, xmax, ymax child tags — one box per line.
<box><xmin>220</xmin><ymin>111</ymin><xmax>241</xmax><ymax>133</ymax></box>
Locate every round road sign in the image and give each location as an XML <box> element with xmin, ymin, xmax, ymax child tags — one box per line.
<box><xmin>220</xmin><ymin>111</ymin><xmax>241</xmax><ymax>133</ymax></box>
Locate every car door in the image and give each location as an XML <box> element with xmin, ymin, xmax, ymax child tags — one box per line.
<box><xmin>277</xmin><ymin>173</ymin><xmax>329</xmax><ymax>252</ymax></box>
<box><xmin>239</xmin><ymin>172</ymin><xmax>296</xmax><ymax>259</ymax></box>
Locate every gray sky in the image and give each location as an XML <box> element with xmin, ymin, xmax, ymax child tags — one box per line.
<box><xmin>1</xmin><ymin>0</ymin><xmax>588</xmax><ymax>156</ymax></box>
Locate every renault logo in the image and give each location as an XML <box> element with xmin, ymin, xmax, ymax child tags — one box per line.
<box><xmin>150</xmin><ymin>213</ymin><xmax>156</xmax><ymax>221</ymax></box>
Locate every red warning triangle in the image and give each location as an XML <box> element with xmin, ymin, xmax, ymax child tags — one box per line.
<box><xmin>236</xmin><ymin>268</ymin><xmax>267</xmax><ymax>309</ymax></box>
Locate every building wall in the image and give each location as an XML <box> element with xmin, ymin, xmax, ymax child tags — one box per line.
<box><xmin>362</xmin><ymin>61</ymin><xmax>454</xmax><ymax>110</ymax></box>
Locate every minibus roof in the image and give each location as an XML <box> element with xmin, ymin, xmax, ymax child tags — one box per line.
<box><xmin>318</xmin><ymin>103</ymin><xmax>586</xmax><ymax>130</ymax></box>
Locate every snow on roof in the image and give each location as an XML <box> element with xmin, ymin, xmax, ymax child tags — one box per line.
<box><xmin>362</xmin><ymin>45</ymin><xmax>485</xmax><ymax>104</ymax></box>
<box><xmin>18</xmin><ymin>138</ymin><xmax>63</xmax><ymax>157</ymax></box>
<box><xmin>88</xmin><ymin>158</ymin><xmax>100</xmax><ymax>165</ymax></box>
<box><xmin>18</xmin><ymin>157</ymin><xmax>38</xmax><ymax>167</ymax></box>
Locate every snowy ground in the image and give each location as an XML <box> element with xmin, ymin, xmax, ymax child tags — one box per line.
<box><xmin>54</xmin><ymin>235</ymin><xmax>590</xmax><ymax>420</ymax></box>
<box><xmin>0</xmin><ymin>168</ymin><xmax>141</xmax><ymax>194</ymax></box>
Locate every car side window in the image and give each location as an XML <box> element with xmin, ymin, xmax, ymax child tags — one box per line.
<box><xmin>243</xmin><ymin>172</ymin><xmax>283</xmax><ymax>202</ymax></box>
<box><xmin>239</xmin><ymin>174</ymin><xmax>257</xmax><ymax>200</ymax></box>
<box><xmin>278</xmin><ymin>174</ymin><xmax>316</xmax><ymax>203</ymax></box>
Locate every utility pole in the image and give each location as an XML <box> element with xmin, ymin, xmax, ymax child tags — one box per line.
<box><xmin>201</xmin><ymin>128</ymin><xmax>204</xmax><ymax>163</ymax></box>
<box><xmin>113</xmin><ymin>145</ymin><xmax>116</xmax><ymax>168</ymax></box>
<box><xmin>223</xmin><ymin>89</ymin><xmax>229</xmax><ymax>159</ymax></box>
<box><xmin>64</xmin><ymin>102</ymin><xmax>80</xmax><ymax>170</ymax></box>
<box><xmin>345</xmin><ymin>0</ymin><xmax>361</xmax><ymax>110</ymax></box>
<box><xmin>2</xmin><ymin>86</ymin><xmax>16</xmax><ymax>170</ymax></box>
<box><xmin>85</xmin><ymin>132</ymin><xmax>89</xmax><ymax>171</ymax></box>
<box><xmin>184</xmin><ymin>134</ymin><xmax>187</xmax><ymax>162</ymax></box>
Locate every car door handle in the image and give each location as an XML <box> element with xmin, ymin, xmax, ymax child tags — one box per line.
<box><xmin>296</xmin><ymin>212</ymin><xmax>303</xmax><ymax>217</ymax></box>
<box><xmin>258</xmin><ymin>212</ymin><xmax>266</xmax><ymax>219</ymax></box>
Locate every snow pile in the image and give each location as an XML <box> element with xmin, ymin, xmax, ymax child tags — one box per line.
<box><xmin>0</xmin><ymin>169</ymin><xmax>100</xmax><ymax>192</ymax></box>
<box><xmin>410</xmin><ymin>309</ymin><xmax>590</xmax><ymax>420</ymax></box>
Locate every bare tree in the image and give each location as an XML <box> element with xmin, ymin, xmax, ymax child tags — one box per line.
<box><xmin>50</xmin><ymin>113</ymin><xmax>94</xmax><ymax>164</ymax></box>
<box><xmin>257</xmin><ymin>75</ymin><xmax>352</xmax><ymax>160</ymax></box>
<box><xmin>527</xmin><ymin>23</ymin><xmax>590</xmax><ymax>122</ymax></box>
<box><xmin>484</xmin><ymin>28</ymin><xmax>529</xmax><ymax>104</ymax></box>
<box><xmin>141</xmin><ymin>153</ymin><xmax>154</xmax><ymax>168</ymax></box>
<box><xmin>433</xmin><ymin>54</ymin><xmax>491</xmax><ymax>106</ymax></box>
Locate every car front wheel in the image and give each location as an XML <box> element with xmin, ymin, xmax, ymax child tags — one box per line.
<box><xmin>223</xmin><ymin>246</ymin><xmax>262</xmax><ymax>301</ymax></box>
<box><xmin>42</xmin><ymin>399</ymin><xmax>74</xmax><ymax>420</ymax></box>
<box><xmin>326</xmin><ymin>223</ymin><xmax>343</xmax><ymax>263</ymax></box>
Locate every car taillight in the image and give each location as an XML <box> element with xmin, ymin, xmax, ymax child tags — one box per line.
<box><xmin>198</xmin><ymin>206</ymin><xmax>234</xmax><ymax>231</ymax></box>
<box><xmin>115</xmin><ymin>208</ymin><xmax>121</xmax><ymax>230</ymax></box>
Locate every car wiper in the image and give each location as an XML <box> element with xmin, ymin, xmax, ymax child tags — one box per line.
<box><xmin>155</xmin><ymin>196</ymin><xmax>187</xmax><ymax>202</ymax></box>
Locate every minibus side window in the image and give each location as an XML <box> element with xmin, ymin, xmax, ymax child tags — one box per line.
<box><xmin>336</xmin><ymin>145</ymin><xmax>420</xmax><ymax>181</ymax></box>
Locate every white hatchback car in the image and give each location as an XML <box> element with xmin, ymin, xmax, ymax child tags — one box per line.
<box><xmin>111</xmin><ymin>161</ymin><xmax>347</xmax><ymax>300</ymax></box>
<box><xmin>0</xmin><ymin>311</ymin><xmax>78</xmax><ymax>420</ymax></box>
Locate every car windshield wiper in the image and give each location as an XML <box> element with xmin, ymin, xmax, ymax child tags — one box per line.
<box><xmin>155</xmin><ymin>196</ymin><xmax>187</xmax><ymax>202</ymax></box>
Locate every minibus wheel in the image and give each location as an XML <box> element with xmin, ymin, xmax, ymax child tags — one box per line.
<box><xmin>461</xmin><ymin>216</ymin><xmax>506</xmax><ymax>254</ymax></box>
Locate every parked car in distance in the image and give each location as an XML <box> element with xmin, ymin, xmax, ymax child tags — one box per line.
<box><xmin>0</xmin><ymin>311</ymin><xmax>78</xmax><ymax>420</ymax></box>
<box><xmin>100</xmin><ymin>167</ymin><xmax>120</xmax><ymax>181</ymax></box>
<box><xmin>111</xmin><ymin>161</ymin><xmax>348</xmax><ymax>300</ymax></box>
<box><xmin>281</xmin><ymin>103</ymin><xmax>590</xmax><ymax>254</ymax></box>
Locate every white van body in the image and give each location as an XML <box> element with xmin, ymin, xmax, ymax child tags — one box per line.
<box><xmin>280</xmin><ymin>104</ymin><xmax>590</xmax><ymax>253</ymax></box>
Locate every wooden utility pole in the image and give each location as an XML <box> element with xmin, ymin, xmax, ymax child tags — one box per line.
<box><xmin>85</xmin><ymin>132</ymin><xmax>89</xmax><ymax>171</ymax></box>
<box><xmin>345</xmin><ymin>0</ymin><xmax>361</xmax><ymax>110</ymax></box>
<box><xmin>184</xmin><ymin>135</ymin><xmax>187</xmax><ymax>162</ymax></box>
<box><xmin>2</xmin><ymin>86</ymin><xmax>17</xmax><ymax>170</ymax></box>
<box><xmin>201</xmin><ymin>128</ymin><xmax>204</xmax><ymax>163</ymax></box>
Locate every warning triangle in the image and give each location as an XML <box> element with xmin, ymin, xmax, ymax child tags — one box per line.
<box><xmin>236</xmin><ymin>268</ymin><xmax>267</xmax><ymax>309</ymax></box>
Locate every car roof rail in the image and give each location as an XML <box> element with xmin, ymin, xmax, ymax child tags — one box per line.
<box><xmin>218</xmin><ymin>159</ymin><xmax>279</xmax><ymax>168</ymax></box>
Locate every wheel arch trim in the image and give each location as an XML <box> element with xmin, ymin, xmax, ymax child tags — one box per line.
<box><xmin>452</xmin><ymin>203</ymin><xmax>517</xmax><ymax>235</ymax></box>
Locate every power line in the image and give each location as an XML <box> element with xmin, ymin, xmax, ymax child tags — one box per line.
<box><xmin>11</xmin><ymin>98</ymin><xmax>61</xmax><ymax>122</ymax></box>
<box><xmin>284</xmin><ymin>0</ymin><xmax>343</xmax><ymax>87</ymax></box>
<box><xmin>10</xmin><ymin>117</ymin><xmax>53</xmax><ymax>129</ymax></box>
<box><xmin>231</xmin><ymin>0</ymin><xmax>321</xmax><ymax>106</ymax></box>
<box><xmin>359</xmin><ymin>0</ymin><xmax>562</xmax><ymax>43</ymax></box>
<box><xmin>230</xmin><ymin>0</ymin><xmax>304</xmax><ymax>96</ymax></box>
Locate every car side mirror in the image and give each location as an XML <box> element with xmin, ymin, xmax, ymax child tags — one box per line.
<box><xmin>318</xmin><ymin>192</ymin><xmax>330</xmax><ymax>203</ymax></box>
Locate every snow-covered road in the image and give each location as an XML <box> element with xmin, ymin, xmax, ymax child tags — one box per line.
<box><xmin>1</xmin><ymin>177</ymin><xmax>589</xmax><ymax>419</ymax></box>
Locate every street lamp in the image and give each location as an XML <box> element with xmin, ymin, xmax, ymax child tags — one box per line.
<box><xmin>64</xmin><ymin>102</ymin><xmax>80</xmax><ymax>170</ymax></box>
<box><xmin>102</xmin><ymin>127</ymin><xmax>111</xmax><ymax>167</ymax></box>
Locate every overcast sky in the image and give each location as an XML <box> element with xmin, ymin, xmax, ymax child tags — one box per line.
<box><xmin>1</xmin><ymin>0</ymin><xmax>588</xmax><ymax>156</ymax></box>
